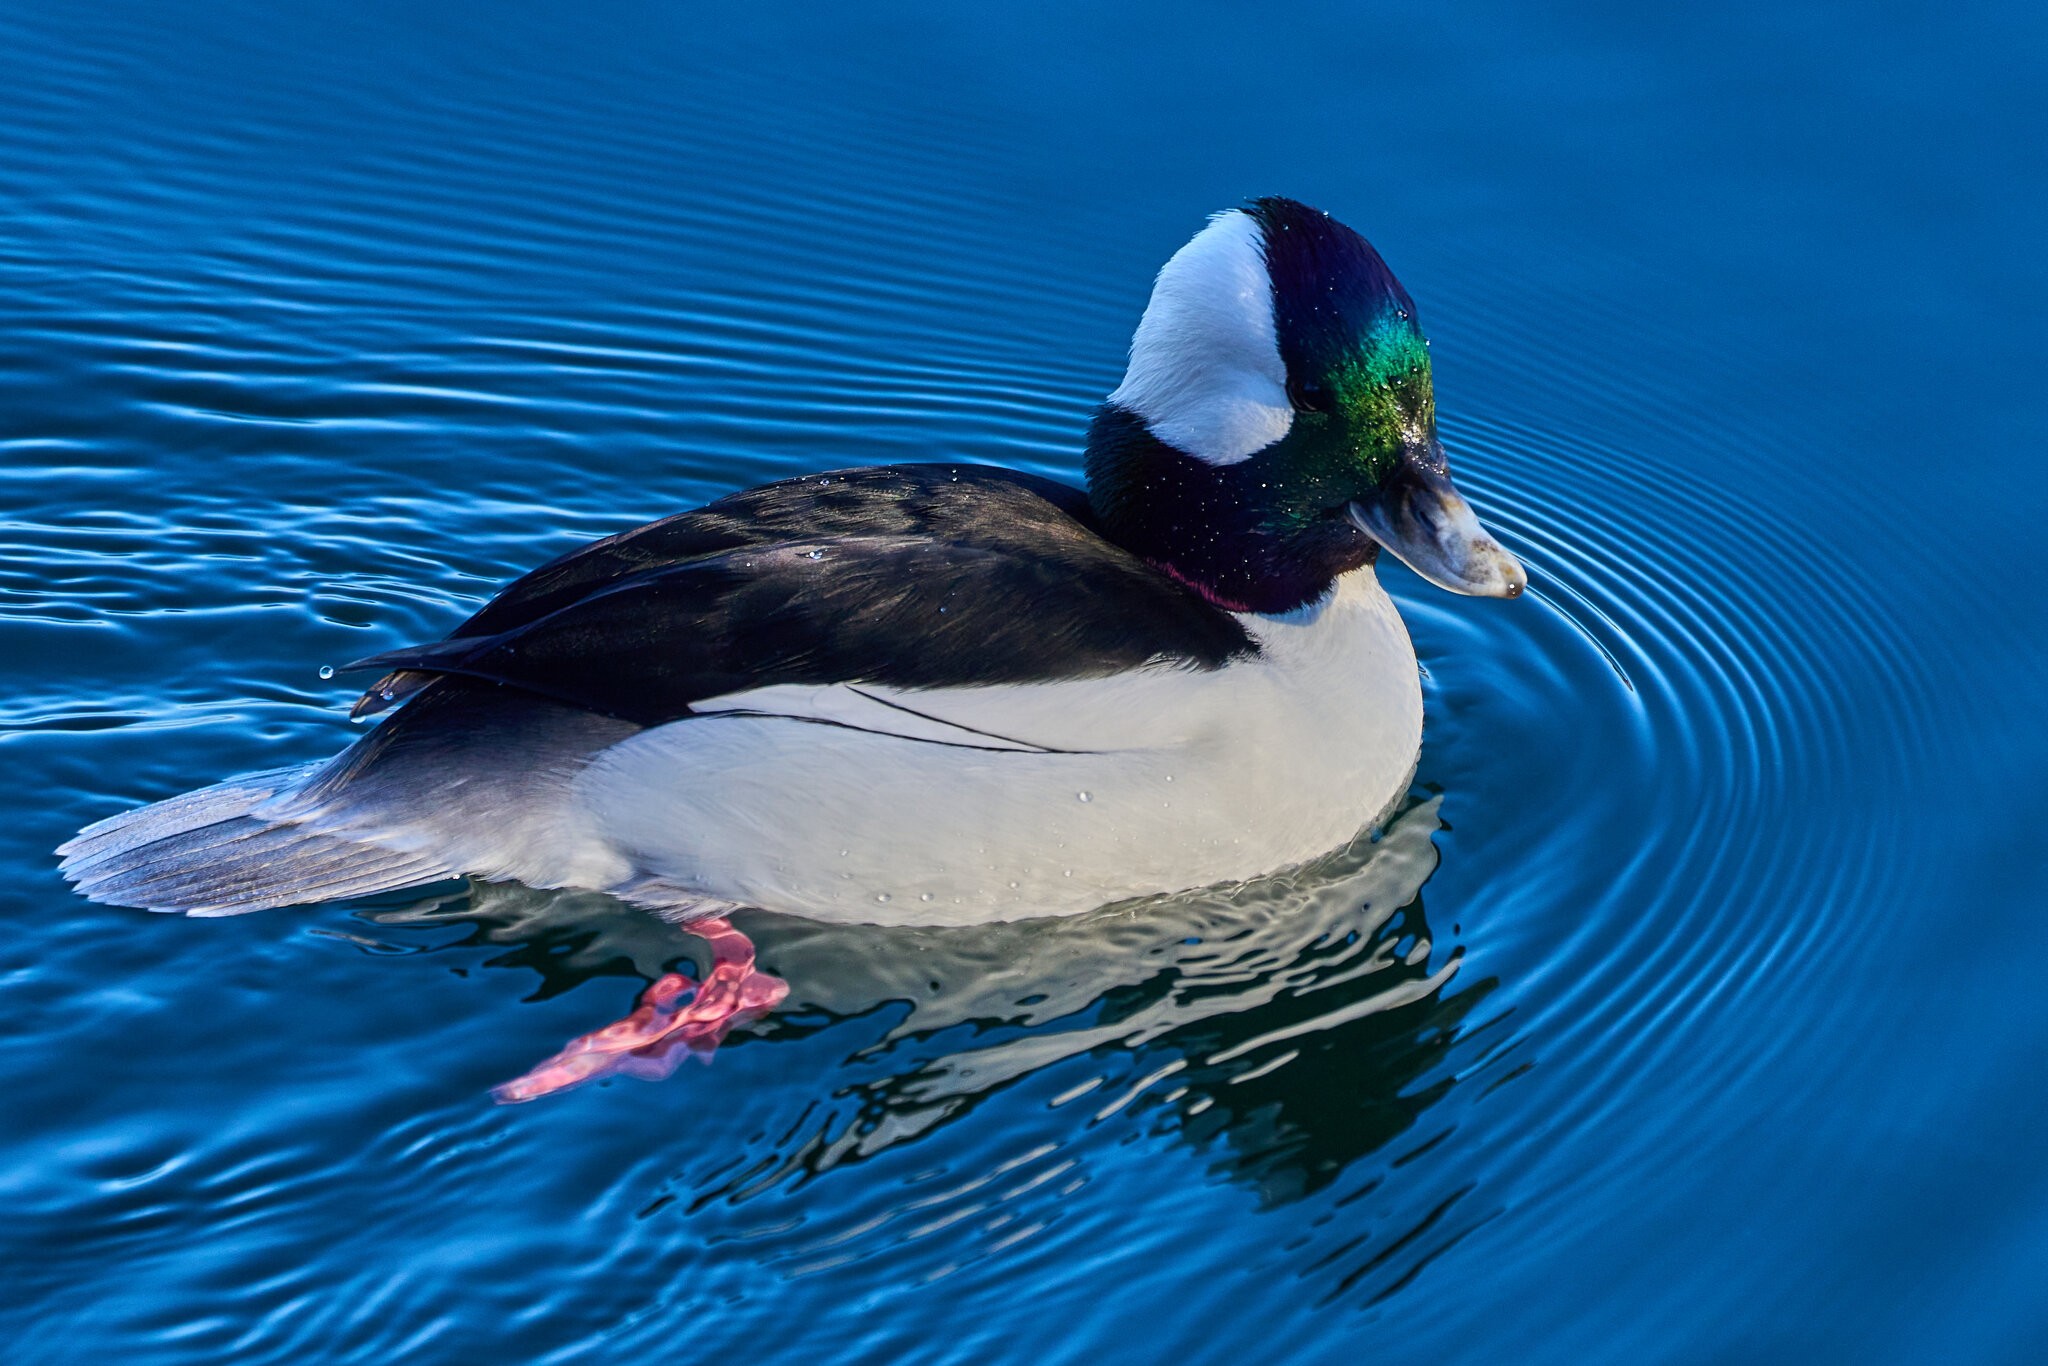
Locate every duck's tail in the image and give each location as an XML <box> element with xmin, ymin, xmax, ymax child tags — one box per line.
<box><xmin>57</xmin><ymin>678</ymin><xmax>648</xmax><ymax>917</ymax></box>
<box><xmin>56</xmin><ymin>766</ymin><xmax>453</xmax><ymax>916</ymax></box>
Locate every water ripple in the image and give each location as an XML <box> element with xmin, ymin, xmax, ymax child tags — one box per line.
<box><xmin>0</xmin><ymin>1</ymin><xmax>1973</xmax><ymax>1360</ymax></box>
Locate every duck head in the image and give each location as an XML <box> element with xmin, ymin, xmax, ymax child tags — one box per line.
<box><xmin>1086</xmin><ymin>197</ymin><xmax>1525</xmax><ymax>614</ymax></box>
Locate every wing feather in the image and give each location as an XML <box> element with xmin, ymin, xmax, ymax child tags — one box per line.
<box><xmin>346</xmin><ymin>465</ymin><xmax>1254</xmax><ymax>725</ymax></box>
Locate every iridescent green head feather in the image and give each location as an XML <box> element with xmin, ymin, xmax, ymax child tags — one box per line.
<box><xmin>1088</xmin><ymin>198</ymin><xmax>1523</xmax><ymax>612</ymax></box>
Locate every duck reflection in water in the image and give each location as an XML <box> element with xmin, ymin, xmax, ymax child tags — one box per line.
<box><xmin>368</xmin><ymin>796</ymin><xmax>1498</xmax><ymax>1206</ymax></box>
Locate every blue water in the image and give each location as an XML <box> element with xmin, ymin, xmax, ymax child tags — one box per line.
<box><xmin>4</xmin><ymin>2</ymin><xmax>2044</xmax><ymax>1361</ymax></box>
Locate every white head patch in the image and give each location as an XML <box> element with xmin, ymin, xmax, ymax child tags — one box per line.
<box><xmin>1108</xmin><ymin>209</ymin><xmax>1292</xmax><ymax>465</ymax></box>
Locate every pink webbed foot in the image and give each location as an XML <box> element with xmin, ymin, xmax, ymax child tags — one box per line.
<box><xmin>493</xmin><ymin>917</ymin><xmax>788</xmax><ymax>1103</ymax></box>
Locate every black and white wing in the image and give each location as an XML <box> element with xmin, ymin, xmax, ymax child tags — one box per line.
<box><xmin>347</xmin><ymin>464</ymin><xmax>1255</xmax><ymax>726</ymax></box>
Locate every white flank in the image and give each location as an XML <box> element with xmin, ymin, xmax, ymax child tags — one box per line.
<box><xmin>572</xmin><ymin>566</ymin><xmax>1422</xmax><ymax>927</ymax></box>
<box><xmin>1108</xmin><ymin>209</ymin><xmax>1293</xmax><ymax>465</ymax></box>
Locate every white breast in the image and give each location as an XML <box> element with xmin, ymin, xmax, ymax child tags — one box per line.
<box><xmin>573</xmin><ymin>566</ymin><xmax>1421</xmax><ymax>926</ymax></box>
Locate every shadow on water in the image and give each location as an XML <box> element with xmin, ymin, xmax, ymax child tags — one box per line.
<box><xmin>362</xmin><ymin>795</ymin><xmax>1504</xmax><ymax>1218</ymax></box>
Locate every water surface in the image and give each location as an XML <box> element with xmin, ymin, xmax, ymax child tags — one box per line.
<box><xmin>3</xmin><ymin>2</ymin><xmax>2044</xmax><ymax>1362</ymax></box>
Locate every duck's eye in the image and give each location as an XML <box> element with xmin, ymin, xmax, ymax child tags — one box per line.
<box><xmin>1288</xmin><ymin>376</ymin><xmax>1331</xmax><ymax>413</ymax></box>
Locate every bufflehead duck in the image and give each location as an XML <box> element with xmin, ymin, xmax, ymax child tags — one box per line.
<box><xmin>59</xmin><ymin>197</ymin><xmax>1522</xmax><ymax>1099</ymax></box>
